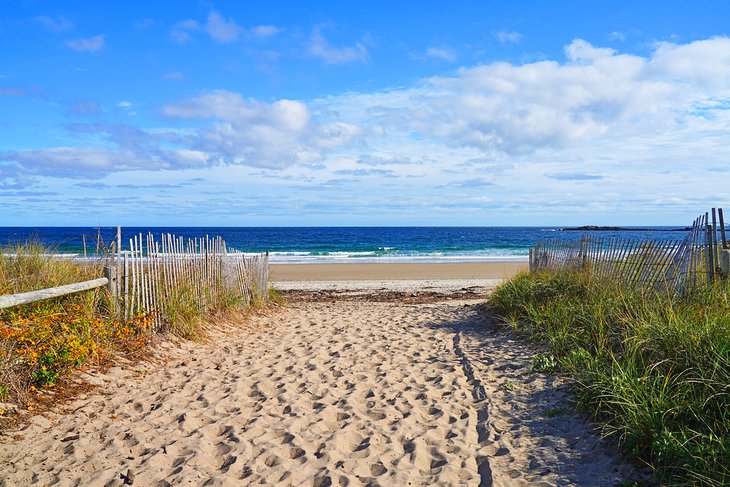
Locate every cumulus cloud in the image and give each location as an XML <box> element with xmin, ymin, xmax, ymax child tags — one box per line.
<box><xmin>163</xmin><ymin>90</ymin><xmax>361</xmax><ymax>168</ymax></box>
<box><xmin>426</xmin><ymin>47</ymin><xmax>456</xmax><ymax>62</ymax></box>
<box><xmin>565</xmin><ymin>39</ymin><xmax>616</xmax><ymax>61</ymax></box>
<box><xmin>651</xmin><ymin>37</ymin><xmax>730</xmax><ymax>89</ymax></box>
<box><xmin>308</xmin><ymin>28</ymin><xmax>369</xmax><ymax>64</ymax></box>
<box><xmin>66</xmin><ymin>35</ymin><xmax>105</xmax><ymax>52</ymax></box>
<box><xmin>7</xmin><ymin>36</ymin><xmax>730</xmax><ymax>209</ymax></box>
<box><xmin>379</xmin><ymin>38</ymin><xmax>699</xmax><ymax>155</ymax></box>
<box><xmin>0</xmin><ymin>124</ymin><xmax>205</xmax><ymax>181</ymax></box>
<box><xmin>170</xmin><ymin>12</ymin><xmax>245</xmax><ymax>44</ymax></box>
<box><xmin>205</xmin><ymin>12</ymin><xmax>242</xmax><ymax>43</ymax></box>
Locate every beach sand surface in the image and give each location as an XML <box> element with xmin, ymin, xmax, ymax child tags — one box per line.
<box><xmin>0</xmin><ymin>295</ymin><xmax>641</xmax><ymax>486</ymax></box>
<box><xmin>271</xmin><ymin>262</ymin><xmax>527</xmax><ymax>281</ymax></box>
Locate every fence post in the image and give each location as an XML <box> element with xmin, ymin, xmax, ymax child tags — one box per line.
<box><xmin>104</xmin><ymin>265</ymin><xmax>118</xmax><ymax>316</ymax></box>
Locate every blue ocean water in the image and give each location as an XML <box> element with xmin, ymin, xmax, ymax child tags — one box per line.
<box><xmin>0</xmin><ymin>227</ymin><xmax>692</xmax><ymax>264</ymax></box>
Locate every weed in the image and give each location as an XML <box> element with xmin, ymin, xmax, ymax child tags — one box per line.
<box><xmin>543</xmin><ymin>406</ymin><xmax>568</xmax><ymax>418</ymax></box>
<box><xmin>531</xmin><ymin>353</ymin><xmax>559</xmax><ymax>373</ymax></box>
<box><xmin>268</xmin><ymin>286</ymin><xmax>286</xmax><ymax>306</ymax></box>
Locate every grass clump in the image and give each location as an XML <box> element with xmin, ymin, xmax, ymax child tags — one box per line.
<box><xmin>1</xmin><ymin>241</ymin><xmax>278</xmax><ymax>419</ymax></box>
<box><xmin>1</xmin><ymin>243</ymin><xmax>152</xmax><ymax>408</ymax></box>
<box><xmin>489</xmin><ymin>270</ymin><xmax>730</xmax><ymax>485</ymax></box>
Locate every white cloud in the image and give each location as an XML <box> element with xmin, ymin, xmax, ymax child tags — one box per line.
<box><xmin>250</xmin><ymin>25</ymin><xmax>280</xmax><ymax>39</ymax></box>
<box><xmin>170</xmin><ymin>19</ymin><xmax>200</xmax><ymax>44</ymax></box>
<box><xmin>609</xmin><ymin>31</ymin><xmax>626</xmax><ymax>42</ymax></box>
<box><xmin>2</xmin><ymin>147</ymin><xmax>160</xmax><ymax>178</ymax></box>
<box><xmin>565</xmin><ymin>39</ymin><xmax>616</xmax><ymax>62</ymax></box>
<box><xmin>65</xmin><ymin>35</ymin><xmax>105</xmax><ymax>52</ymax></box>
<box><xmin>117</xmin><ymin>101</ymin><xmax>132</xmax><ymax>108</ymax></box>
<box><xmin>170</xmin><ymin>12</ymin><xmax>244</xmax><ymax>44</ymax></box>
<box><xmin>651</xmin><ymin>37</ymin><xmax>730</xmax><ymax>89</ymax></box>
<box><xmin>205</xmin><ymin>11</ymin><xmax>241</xmax><ymax>44</ymax></box>
<box><xmin>35</xmin><ymin>15</ymin><xmax>74</xmax><ymax>33</ymax></box>
<box><xmin>7</xmin><ymin>37</ymin><xmax>730</xmax><ymax>222</ymax></box>
<box><xmin>163</xmin><ymin>90</ymin><xmax>361</xmax><ymax>168</ymax></box>
<box><xmin>308</xmin><ymin>28</ymin><xmax>369</xmax><ymax>64</ymax></box>
<box><xmin>495</xmin><ymin>30</ymin><xmax>524</xmax><ymax>44</ymax></box>
<box><xmin>425</xmin><ymin>47</ymin><xmax>456</xmax><ymax>62</ymax></box>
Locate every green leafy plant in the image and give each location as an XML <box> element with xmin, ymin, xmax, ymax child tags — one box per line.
<box><xmin>531</xmin><ymin>353</ymin><xmax>559</xmax><ymax>372</ymax></box>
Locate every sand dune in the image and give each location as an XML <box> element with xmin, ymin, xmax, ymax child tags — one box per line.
<box><xmin>0</xmin><ymin>299</ymin><xmax>639</xmax><ymax>486</ymax></box>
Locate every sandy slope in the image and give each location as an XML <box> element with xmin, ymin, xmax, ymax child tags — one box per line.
<box><xmin>0</xmin><ymin>300</ymin><xmax>640</xmax><ymax>486</ymax></box>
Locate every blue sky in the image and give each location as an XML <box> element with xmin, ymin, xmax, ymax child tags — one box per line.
<box><xmin>1</xmin><ymin>1</ymin><xmax>730</xmax><ymax>226</ymax></box>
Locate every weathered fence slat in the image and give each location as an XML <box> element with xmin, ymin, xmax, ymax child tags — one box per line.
<box><xmin>0</xmin><ymin>278</ymin><xmax>109</xmax><ymax>309</ymax></box>
<box><xmin>530</xmin><ymin>209</ymin><xmax>726</xmax><ymax>293</ymax></box>
<box><xmin>111</xmin><ymin>231</ymin><xmax>269</xmax><ymax>331</ymax></box>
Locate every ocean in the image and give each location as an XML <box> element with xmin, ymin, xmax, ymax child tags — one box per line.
<box><xmin>0</xmin><ymin>227</ymin><xmax>692</xmax><ymax>264</ymax></box>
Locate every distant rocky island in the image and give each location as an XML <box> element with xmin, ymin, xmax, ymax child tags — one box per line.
<box><xmin>560</xmin><ymin>226</ymin><xmax>693</xmax><ymax>232</ymax></box>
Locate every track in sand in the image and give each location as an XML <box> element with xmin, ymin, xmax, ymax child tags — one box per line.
<box><xmin>0</xmin><ymin>299</ymin><xmax>641</xmax><ymax>486</ymax></box>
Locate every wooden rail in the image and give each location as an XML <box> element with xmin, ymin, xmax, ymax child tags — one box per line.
<box><xmin>0</xmin><ymin>277</ymin><xmax>109</xmax><ymax>309</ymax></box>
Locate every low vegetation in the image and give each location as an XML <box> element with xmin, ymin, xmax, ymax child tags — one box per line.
<box><xmin>0</xmin><ymin>242</ymin><xmax>276</xmax><ymax>416</ymax></box>
<box><xmin>489</xmin><ymin>270</ymin><xmax>729</xmax><ymax>486</ymax></box>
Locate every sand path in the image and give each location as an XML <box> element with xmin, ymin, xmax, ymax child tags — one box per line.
<box><xmin>0</xmin><ymin>300</ymin><xmax>637</xmax><ymax>486</ymax></box>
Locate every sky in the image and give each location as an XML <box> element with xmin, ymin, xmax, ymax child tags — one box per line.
<box><xmin>1</xmin><ymin>0</ymin><xmax>730</xmax><ymax>226</ymax></box>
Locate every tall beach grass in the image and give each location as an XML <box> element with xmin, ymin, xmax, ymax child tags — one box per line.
<box><xmin>0</xmin><ymin>242</ymin><xmax>275</xmax><ymax>412</ymax></box>
<box><xmin>489</xmin><ymin>270</ymin><xmax>729</xmax><ymax>485</ymax></box>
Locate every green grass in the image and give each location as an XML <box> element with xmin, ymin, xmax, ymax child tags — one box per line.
<box><xmin>489</xmin><ymin>270</ymin><xmax>730</xmax><ymax>486</ymax></box>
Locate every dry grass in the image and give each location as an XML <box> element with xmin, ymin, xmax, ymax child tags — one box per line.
<box><xmin>0</xmin><ymin>242</ymin><xmax>274</xmax><ymax>422</ymax></box>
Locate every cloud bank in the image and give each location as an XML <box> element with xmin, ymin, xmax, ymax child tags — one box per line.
<box><xmin>3</xmin><ymin>37</ymin><xmax>730</xmax><ymax>193</ymax></box>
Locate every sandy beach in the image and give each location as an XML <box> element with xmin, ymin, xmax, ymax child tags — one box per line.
<box><xmin>271</xmin><ymin>262</ymin><xmax>527</xmax><ymax>295</ymax></box>
<box><xmin>270</xmin><ymin>262</ymin><xmax>527</xmax><ymax>281</ymax></box>
<box><xmin>0</xmin><ymin>266</ymin><xmax>642</xmax><ymax>486</ymax></box>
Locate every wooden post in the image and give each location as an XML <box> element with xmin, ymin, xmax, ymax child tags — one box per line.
<box><xmin>719</xmin><ymin>208</ymin><xmax>728</xmax><ymax>249</ymax></box>
<box><xmin>104</xmin><ymin>266</ymin><xmax>117</xmax><ymax>314</ymax></box>
<box><xmin>712</xmin><ymin>208</ymin><xmax>720</xmax><ymax>271</ymax></box>
<box><xmin>116</xmin><ymin>226</ymin><xmax>122</xmax><ymax>305</ymax></box>
<box><xmin>706</xmin><ymin>213</ymin><xmax>714</xmax><ymax>283</ymax></box>
<box><xmin>123</xmin><ymin>250</ymin><xmax>129</xmax><ymax>322</ymax></box>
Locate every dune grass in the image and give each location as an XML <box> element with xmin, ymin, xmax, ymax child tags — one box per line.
<box><xmin>489</xmin><ymin>270</ymin><xmax>729</xmax><ymax>486</ymax></box>
<box><xmin>0</xmin><ymin>242</ymin><xmax>276</xmax><ymax>412</ymax></box>
<box><xmin>0</xmin><ymin>242</ymin><xmax>150</xmax><ymax>407</ymax></box>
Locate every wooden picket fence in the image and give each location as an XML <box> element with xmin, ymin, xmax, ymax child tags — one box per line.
<box><xmin>108</xmin><ymin>232</ymin><xmax>269</xmax><ymax>330</ymax></box>
<box><xmin>529</xmin><ymin>208</ymin><xmax>729</xmax><ymax>293</ymax></box>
